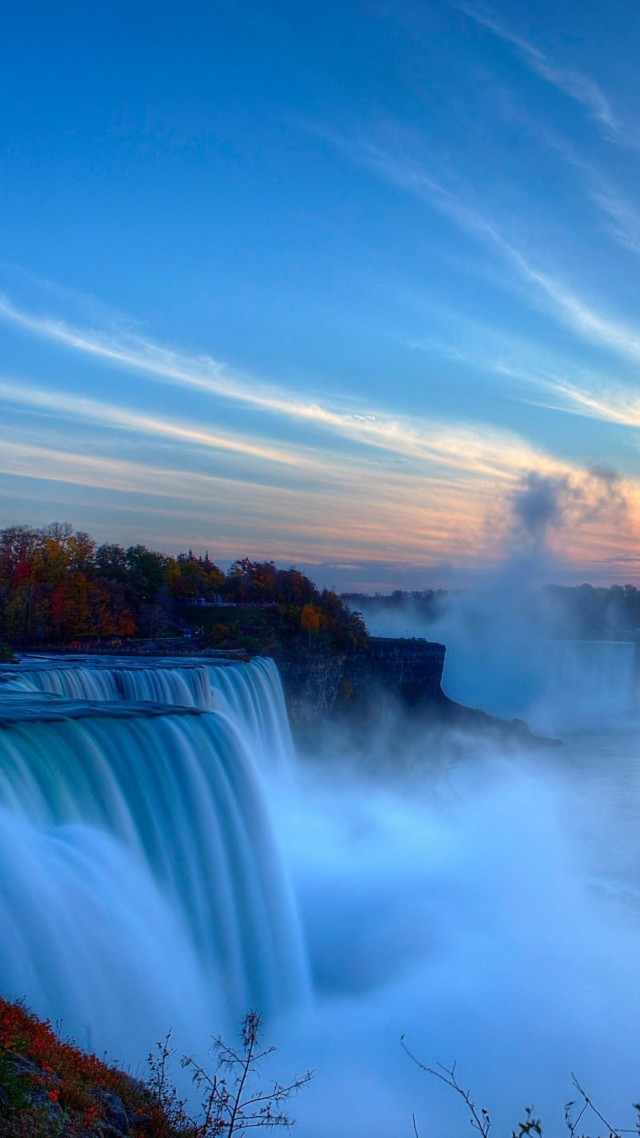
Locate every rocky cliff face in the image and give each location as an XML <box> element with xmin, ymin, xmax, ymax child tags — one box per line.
<box><xmin>277</xmin><ymin>648</ymin><xmax>348</xmax><ymax>726</ymax></box>
<box><xmin>278</xmin><ymin>636</ymin><xmax>446</xmax><ymax>726</ymax></box>
<box><xmin>277</xmin><ymin>637</ymin><xmax>553</xmax><ymax>751</ymax></box>
<box><xmin>346</xmin><ymin>637</ymin><xmax>446</xmax><ymax>707</ymax></box>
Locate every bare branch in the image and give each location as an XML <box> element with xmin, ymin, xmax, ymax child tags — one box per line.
<box><xmin>570</xmin><ymin>1074</ymin><xmax>639</xmax><ymax>1138</ymax></box>
<box><xmin>148</xmin><ymin>1013</ymin><xmax>311</xmax><ymax>1137</ymax></box>
<box><xmin>401</xmin><ymin>1038</ymin><xmax>490</xmax><ymax>1138</ymax></box>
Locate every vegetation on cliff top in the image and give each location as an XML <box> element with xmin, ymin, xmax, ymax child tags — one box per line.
<box><xmin>0</xmin><ymin>524</ymin><xmax>367</xmax><ymax>656</ymax></box>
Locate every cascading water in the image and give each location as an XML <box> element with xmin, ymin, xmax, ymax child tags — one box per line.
<box><xmin>0</xmin><ymin>658</ymin><xmax>222</xmax><ymax>707</ymax></box>
<box><xmin>1</xmin><ymin>663</ymin><xmax>124</xmax><ymax>700</ymax></box>
<box><xmin>207</xmin><ymin>658</ymin><xmax>295</xmax><ymax>774</ymax></box>
<box><xmin>1</xmin><ymin>656</ymin><xmax>294</xmax><ymax>773</ymax></box>
<box><xmin>542</xmin><ymin>640</ymin><xmax>636</xmax><ymax>720</ymax></box>
<box><xmin>0</xmin><ymin>657</ymin><xmax>308</xmax><ymax>1065</ymax></box>
<box><xmin>440</xmin><ymin>637</ymin><xmax>637</xmax><ymax>727</ymax></box>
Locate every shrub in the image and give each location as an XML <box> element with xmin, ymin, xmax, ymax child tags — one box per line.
<box><xmin>147</xmin><ymin>1011</ymin><xmax>313</xmax><ymax>1136</ymax></box>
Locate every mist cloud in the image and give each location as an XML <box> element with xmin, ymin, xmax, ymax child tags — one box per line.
<box><xmin>509</xmin><ymin>463</ymin><xmax>627</xmax><ymax>557</ymax></box>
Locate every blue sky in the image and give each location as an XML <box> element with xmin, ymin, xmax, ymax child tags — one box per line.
<box><xmin>2</xmin><ymin>0</ymin><xmax>640</xmax><ymax>590</ymax></box>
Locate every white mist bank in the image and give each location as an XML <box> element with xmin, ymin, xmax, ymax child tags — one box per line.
<box><xmin>272</xmin><ymin>748</ymin><xmax>640</xmax><ymax>1137</ymax></box>
<box><xmin>359</xmin><ymin>586</ymin><xmax>637</xmax><ymax>731</ymax></box>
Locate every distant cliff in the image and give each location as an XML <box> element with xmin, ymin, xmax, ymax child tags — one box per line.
<box><xmin>278</xmin><ymin>635</ymin><xmax>554</xmax><ymax>751</ymax></box>
<box><xmin>346</xmin><ymin>636</ymin><xmax>446</xmax><ymax>707</ymax></box>
<box><xmin>278</xmin><ymin>636</ymin><xmax>446</xmax><ymax>726</ymax></box>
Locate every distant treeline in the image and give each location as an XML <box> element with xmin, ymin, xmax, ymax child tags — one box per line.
<box><xmin>342</xmin><ymin>584</ymin><xmax>640</xmax><ymax>641</ymax></box>
<box><xmin>0</xmin><ymin>523</ymin><xmax>368</xmax><ymax>653</ymax></box>
<box><xmin>342</xmin><ymin>589</ymin><xmax>448</xmax><ymax>624</ymax></box>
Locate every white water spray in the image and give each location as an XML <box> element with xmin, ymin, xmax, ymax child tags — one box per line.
<box><xmin>1</xmin><ymin>652</ymin><xmax>640</xmax><ymax>1136</ymax></box>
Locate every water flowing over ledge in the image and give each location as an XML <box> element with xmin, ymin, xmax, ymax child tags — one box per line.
<box><xmin>0</xmin><ymin>656</ymin><xmax>308</xmax><ymax>1062</ymax></box>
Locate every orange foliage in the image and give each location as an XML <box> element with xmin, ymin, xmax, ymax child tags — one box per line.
<box><xmin>300</xmin><ymin>603</ymin><xmax>322</xmax><ymax>635</ymax></box>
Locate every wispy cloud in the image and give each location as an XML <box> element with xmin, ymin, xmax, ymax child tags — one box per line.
<box><xmin>504</xmin><ymin>254</ymin><xmax>640</xmax><ymax>364</ymax></box>
<box><xmin>522</xmin><ymin>374</ymin><xmax>640</xmax><ymax>432</ymax></box>
<box><xmin>0</xmin><ymin>440</ymin><xmax>246</xmax><ymax>500</ymax></box>
<box><xmin>1</xmin><ymin>396</ymin><xmax>633</xmax><ymax>571</ymax></box>
<box><xmin>415</xmin><ymin>326</ymin><xmax>640</xmax><ymax>439</ymax></box>
<box><xmin>5</xmin><ymin>277</ymin><xmax>640</xmax><ymax>507</ymax></box>
<box><xmin>535</xmin><ymin>132</ymin><xmax>640</xmax><ymax>258</ymax></box>
<box><xmin>0</xmin><ymin>377</ymin><xmax>325</xmax><ymax>474</ymax></box>
<box><xmin>0</xmin><ymin>351</ymin><xmax>592</xmax><ymax>566</ymax></box>
<box><xmin>0</xmin><ymin>296</ymin><xmax>558</xmax><ymax>478</ymax></box>
<box><xmin>0</xmin><ymin>368</ymin><xmax>550</xmax><ymax>490</ymax></box>
<box><xmin>452</xmin><ymin>1</ymin><xmax>636</xmax><ymax>147</ymax></box>
<box><xmin>0</xmin><ymin>436</ymin><xmax>499</xmax><ymax>563</ymax></box>
<box><xmin>583</xmin><ymin>178</ymin><xmax>640</xmax><ymax>257</ymax></box>
<box><xmin>0</xmin><ymin>292</ymin><xmax>432</xmax><ymax>455</ymax></box>
<box><xmin>2</xmin><ymin>288</ymin><xmax>637</xmax><ymax>573</ymax></box>
<box><xmin>339</xmin><ymin>138</ymin><xmax>640</xmax><ymax>370</ymax></box>
<box><xmin>420</xmin><ymin>329</ymin><xmax>640</xmax><ymax>446</ymax></box>
<box><xmin>0</xmin><ymin>294</ymin><xmax>468</xmax><ymax>464</ymax></box>
<box><xmin>0</xmin><ymin>293</ymin><xmax>296</xmax><ymax>411</ymax></box>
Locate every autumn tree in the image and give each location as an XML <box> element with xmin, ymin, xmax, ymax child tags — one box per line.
<box><xmin>169</xmin><ymin>552</ymin><xmax>225</xmax><ymax>602</ymax></box>
<box><xmin>300</xmin><ymin>603</ymin><xmax>323</xmax><ymax>636</ymax></box>
<box><xmin>0</xmin><ymin>522</ymin><xmax>368</xmax><ymax>653</ymax></box>
<box><xmin>51</xmin><ymin>574</ymin><xmax>91</xmax><ymax>642</ymax></box>
<box><xmin>95</xmin><ymin>543</ymin><xmax>129</xmax><ymax>583</ymax></box>
<box><xmin>225</xmin><ymin>560</ymin><xmax>278</xmax><ymax>604</ymax></box>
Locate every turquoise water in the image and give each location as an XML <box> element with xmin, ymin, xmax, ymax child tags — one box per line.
<box><xmin>0</xmin><ymin>657</ymin><xmax>307</xmax><ymax>1063</ymax></box>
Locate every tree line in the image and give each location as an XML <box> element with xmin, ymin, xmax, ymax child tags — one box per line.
<box><xmin>0</xmin><ymin>523</ymin><xmax>368</xmax><ymax>652</ymax></box>
<box><xmin>344</xmin><ymin>583</ymin><xmax>640</xmax><ymax>640</ymax></box>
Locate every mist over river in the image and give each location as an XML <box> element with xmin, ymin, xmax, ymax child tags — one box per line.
<box><xmin>1</xmin><ymin>643</ymin><xmax>640</xmax><ymax>1137</ymax></box>
<box><xmin>278</xmin><ymin>718</ymin><xmax>640</xmax><ymax>1136</ymax></box>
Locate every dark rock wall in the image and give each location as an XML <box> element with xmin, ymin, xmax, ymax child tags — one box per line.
<box><xmin>278</xmin><ymin>637</ymin><xmax>445</xmax><ymax>725</ymax></box>
<box><xmin>347</xmin><ymin>637</ymin><xmax>446</xmax><ymax>707</ymax></box>
<box><xmin>277</xmin><ymin>649</ymin><xmax>348</xmax><ymax>726</ymax></box>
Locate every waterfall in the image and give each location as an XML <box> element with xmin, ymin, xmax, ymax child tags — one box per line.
<box><xmin>2</xmin><ymin>659</ymin><xmax>214</xmax><ymax>706</ymax></box>
<box><xmin>207</xmin><ymin>658</ymin><xmax>295</xmax><ymax>774</ymax></box>
<box><xmin>539</xmin><ymin>639</ymin><xmax>637</xmax><ymax>721</ymax></box>
<box><xmin>0</xmin><ymin>657</ymin><xmax>309</xmax><ymax>1062</ymax></box>
<box><xmin>1</xmin><ymin>656</ymin><xmax>294</xmax><ymax>773</ymax></box>
<box><xmin>441</xmin><ymin>636</ymin><xmax>637</xmax><ymax>725</ymax></box>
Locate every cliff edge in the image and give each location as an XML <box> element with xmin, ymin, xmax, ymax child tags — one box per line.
<box><xmin>278</xmin><ymin>635</ymin><xmax>556</xmax><ymax>752</ymax></box>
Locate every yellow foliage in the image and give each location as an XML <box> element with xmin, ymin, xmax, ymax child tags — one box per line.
<box><xmin>300</xmin><ymin>603</ymin><xmax>322</xmax><ymax>634</ymax></box>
